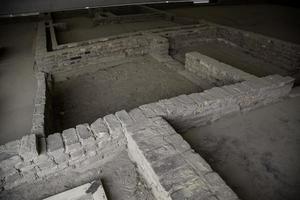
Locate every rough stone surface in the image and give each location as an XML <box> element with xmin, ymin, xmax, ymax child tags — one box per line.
<box><xmin>76</xmin><ymin>124</ymin><xmax>95</xmax><ymax>146</ymax></box>
<box><xmin>123</xmin><ymin>113</ymin><xmax>238</xmax><ymax>200</ymax></box>
<box><xmin>62</xmin><ymin>128</ymin><xmax>81</xmax><ymax>153</ymax></box>
<box><xmin>46</xmin><ymin>133</ymin><xmax>64</xmax><ymax>157</ymax></box>
<box><xmin>19</xmin><ymin>134</ymin><xmax>38</xmax><ymax>161</ymax></box>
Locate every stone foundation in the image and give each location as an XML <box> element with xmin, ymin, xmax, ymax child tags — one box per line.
<box><xmin>0</xmin><ymin>72</ymin><xmax>294</xmax><ymax>197</ymax></box>
<box><xmin>1</xmin><ymin>13</ymin><xmax>298</xmax><ymax>200</ymax></box>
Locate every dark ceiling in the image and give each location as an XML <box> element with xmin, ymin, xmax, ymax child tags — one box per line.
<box><xmin>0</xmin><ymin>0</ymin><xmax>193</xmax><ymax>15</ymax></box>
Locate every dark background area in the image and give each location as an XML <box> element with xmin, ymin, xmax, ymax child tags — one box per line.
<box><xmin>0</xmin><ymin>0</ymin><xmax>191</xmax><ymax>15</ymax></box>
<box><xmin>1</xmin><ymin>0</ymin><xmax>299</xmax><ymax>16</ymax></box>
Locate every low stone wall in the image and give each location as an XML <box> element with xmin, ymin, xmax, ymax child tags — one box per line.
<box><xmin>139</xmin><ymin>74</ymin><xmax>294</xmax><ymax>132</ymax></box>
<box><xmin>215</xmin><ymin>24</ymin><xmax>300</xmax><ymax>72</ymax></box>
<box><xmin>35</xmin><ymin>21</ymin><xmax>168</xmax><ymax>74</ymax></box>
<box><xmin>165</xmin><ymin>21</ymin><xmax>300</xmax><ymax>74</ymax></box>
<box><xmin>0</xmin><ymin>115</ymin><xmax>126</xmax><ymax>190</ymax></box>
<box><xmin>31</xmin><ymin>72</ymin><xmax>48</xmax><ymax>137</ymax></box>
<box><xmin>38</xmin><ymin>35</ymin><xmax>151</xmax><ymax>73</ymax></box>
<box><xmin>185</xmin><ymin>52</ymin><xmax>257</xmax><ymax>86</ymax></box>
<box><xmin>94</xmin><ymin>12</ymin><xmax>167</xmax><ymax>25</ymax></box>
<box><xmin>117</xmin><ymin>109</ymin><xmax>238</xmax><ymax>200</ymax></box>
<box><xmin>1</xmin><ymin>72</ymin><xmax>294</xmax><ymax>195</ymax></box>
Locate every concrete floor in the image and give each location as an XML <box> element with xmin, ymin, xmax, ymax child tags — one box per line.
<box><xmin>0</xmin><ymin>22</ymin><xmax>36</xmax><ymax>145</ymax></box>
<box><xmin>53</xmin><ymin>56</ymin><xmax>200</xmax><ymax>132</ymax></box>
<box><xmin>166</xmin><ymin>4</ymin><xmax>300</xmax><ymax>44</ymax></box>
<box><xmin>182</xmin><ymin>96</ymin><xmax>300</xmax><ymax>200</ymax></box>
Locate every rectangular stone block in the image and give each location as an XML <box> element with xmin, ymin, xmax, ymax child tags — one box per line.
<box><xmin>163</xmin><ymin>134</ymin><xmax>191</xmax><ymax>154</ymax></box>
<box><xmin>19</xmin><ymin>134</ymin><xmax>38</xmax><ymax>161</ymax></box>
<box><xmin>103</xmin><ymin>114</ymin><xmax>123</xmax><ymax>139</ymax></box>
<box><xmin>37</xmin><ymin>166</ymin><xmax>58</xmax><ymax>178</ymax></box>
<box><xmin>159</xmin><ymin>165</ymin><xmax>200</xmax><ymax>194</ymax></box>
<box><xmin>170</xmin><ymin>177</ymin><xmax>213</xmax><ymax>200</ymax></box>
<box><xmin>129</xmin><ymin>108</ymin><xmax>148</xmax><ymax>122</ymax></box>
<box><xmin>62</xmin><ymin>128</ymin><xmax>81</xmax><ymax>153</ymax></box>
<box><xmin>90</xmin><ymin>118</ymin><xmax>110</xmax><ymax>139</ymax></box>
<box><xmin>182</xmin><ymin>150</ymin><xmax>212</xmax><ymax>174</ymax></box>
<box><xmin>53</xmin><ymin>153</ymin><xmax>69</xmax><ymax>164</ymax></box>
<box><xmin>37</xmin><ymin>158</ymin><xmax>56</xmax><ymax>171</ymax></box>
<box><xmin>15</xmin><ymin>160</ymin><xmax>35</xmax><ymax>173</ymax></box>
<box><xmin>132</xmin><ymin>134</ymin><xmax>168</xmax><ymax>153</ymax></box>
<box><xmin>4</xmin><ymin>140</ymin><xmax>20</xmax><ymax>154</ymax></box>
<box><xmin>4</xmin><ymin>171</ymin><xmax>24</xmax><ymax>190</ymax></box>
<box><xmin>115</xmin><ymin>110</ymin><xmax>133</xmax><ymax>127</ymax></box>
<box><xmin>46</xmin><ymin>133</ymin><xmax>64</xmax><ymax>157</ymax></box>
<box><xmin>152</xmin><ymin>154</ymin><xmax>187</xmax><ymax>177</ymax></box>
<box><xmin>139</xmin><ymin>102</ymin><xmax>167</xmax><ymax>117</ymax></box>
<box><xmin>69</xmin><ymin>148</ymin><xmax>85</xmax><ymax>161</ymax></box>
<box><xmin>188</xmin><ymin>93</ymin><xmax>206</xmax><ymax>106</ymax></box>
<box><xmin>76</xmin><ymin>124</ymin><xmax>95</xmax><ymax>146</ymax></box>
<box><xmin>0</xmin><ymin>155</ymin><xmax>22</xmax><ymax>171</ymax></box>
<box><xmin>144</xmin><ymin>144</ymin><xmax>177</xmax><ymax>163</ymax></box>
<box><xmin>206</xmin><ymin>87</ymin><xmax>233</xmax><ymax>99</ymax></box>
<box><xmin>139</xmin><ymin>103</ymin><xmax>157</xmax><ymax>118</ymax></box>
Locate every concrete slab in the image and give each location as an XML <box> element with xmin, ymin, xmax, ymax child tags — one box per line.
<box><xmin>43</xmin><ymin>180</ymin><xmax>107</xmax><ymax>200</ymax></box>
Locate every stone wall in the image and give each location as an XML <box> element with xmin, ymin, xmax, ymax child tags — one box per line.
<box><xmin>117</xmin><ymin>110</ymin><xmax>239</xmax><ymax>200</ymax></box>
<box><xmin>1</xmin><ymin>115</ymin><xmax>126</xmax><ymax>190</ymax></box>
<box><xmin>215</xmin><ymin>24</ymin><xmax>300</xmax><ymax>72</ymax></box>
<box><xmin>31</xmin><ymin>72</ymin><xmax>48</xmax><ymax>137</ymax></box>
<box><xmin>185</xmin><ymin>52</ymin><xmax>257</xmax><ymax>86</ymax></box>
<box><xmin>1</xmin><ymin>72</ymin><xmax>294</xmax><ymax>193</ymax></box>
<box><xmin>139</xmin><ymin>74</ymin><xmax>294</xmax><ymax>132</ymax></box>
<box><xmin>163</xmin><ymin>21</ymin><xmax>300</xmax><ymax>75</ymax></box>
<box><xmin>35</xmin><ymin>21</ymin><xmax>158</xmax><ymax>74</ymax></box>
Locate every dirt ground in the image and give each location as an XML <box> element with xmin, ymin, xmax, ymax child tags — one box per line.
<box><xmin>0</xmin><ymin>151</ymin><xmax>155</xmax><ymax>200</ymax></box>
<box><xmin>53</xmin><ymin>56</ymin><xmax>200</xmax><ymax>131</ymax></box>
<box><xmin>182</xmin><ymin>96</ymin><xmax>300</xmax><ymax>200</ymax></box>
<box><xmin>173</xmin><ymin>40</ymin><xmax>289</xmax><ymax>78</ymax></box>
<box><xmin>55</xmin><ymin>16</ymin><xmax>177</xmax><ymax>44</ymax></box>
<box><xmin>0</xmin><ymin>22</ymin><xmax>36</xmax><ymax>145</ymax></box>
<box><xmin>166</xmin><ymin>4</ymin><xmax>300</xmax><ymax>44</ymax></box>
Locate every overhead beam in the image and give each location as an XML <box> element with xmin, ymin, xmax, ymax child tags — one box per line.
<box><xmin>0</xmin><ymin>0</ymin><xmax>193</xmax><ymax>16</ymax></box>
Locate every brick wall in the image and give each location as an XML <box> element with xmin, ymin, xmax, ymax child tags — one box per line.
<box><xmin>31</xmin><ymin>72</ymin><xmax>48</xmax><ymax>137</ymax></box>
<box><xmin>1</xmin><ymin>115</ymin><xmax>126</xmax><ymax>190</ymax></box>
<box><xmin>213</xmin><ymin>23</ymin><xmax>300</xmax><ymax>72</ymax></box>
<box><xmin>139</xmin><ymin>74</ymin><xmax>294</xmax><ymax>132</ymax></box>
<box><xmin>185</xmin><ymin>51</ymin><xmax>257</xmax><ymax>86</ymax></box>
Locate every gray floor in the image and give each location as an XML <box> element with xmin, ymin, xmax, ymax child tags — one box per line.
<box><xmin>0</xmin><ymin>22</ymin><xmax>36</xmax><ymax>144</ymax></box>
<box><xmin>53</xmin><ymin>56</ymin><xmax>200</xmax><ymax>132</ymax></box>
<box><xmin>182</xmin><ymin>96</ymin><xmax>300</xmax><ymax>200</ymax></box>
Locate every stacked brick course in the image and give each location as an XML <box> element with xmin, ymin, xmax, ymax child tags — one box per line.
<box><xmin>215</xmin><ymin>24</ymin><xmax>300</xmax><ymax>72</ymax></box>
<box><xmin>185</xmin><ymin>52</ymin><xmax>257</xmax><ymax>86</ymax></box>
<box><xmin>140</xmin><ymin>74</ymin><xmax>294</xmax><ymax>132</ymax></box>
<box><xmin>1</xmin><ymin>114</ymin><xmax>126</xmax><ymax>190</ymax></box>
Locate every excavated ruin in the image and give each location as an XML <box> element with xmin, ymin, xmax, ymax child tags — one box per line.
<box><xmin>1</xmin><ymin>5</ymin><xmax>300</xmax><ymax>200</ymax></box>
